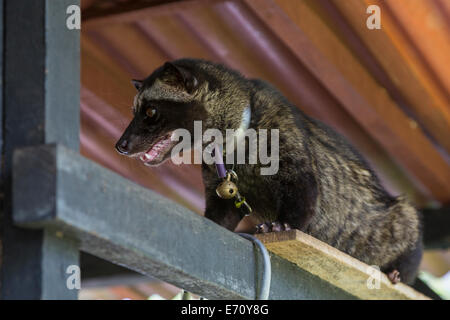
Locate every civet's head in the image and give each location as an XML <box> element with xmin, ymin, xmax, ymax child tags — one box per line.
<box><xmin>115</xmin><ymin>60</ymin><xmax>209</xmax><ymax>166</ymax></box>
<box><xmin>115</xmin><ymin>59</ymin><xmax>251</xmax><ymax>166</ymax></box>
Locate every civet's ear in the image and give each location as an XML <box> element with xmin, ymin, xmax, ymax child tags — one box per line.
<box><xmin>131</xmin><ymin>79</ymin><xmax>143</xmax><ymax>91</ymax></box>
<box><xmin>163</xmin><ymin>62</ymin><xmax>198</xmax><ymax>93</ymax></box>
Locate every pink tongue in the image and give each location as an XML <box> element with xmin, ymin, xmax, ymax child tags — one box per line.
<box><xmin>142</xmin><ymin>138</ymin><xmax>171</xmax><ymax>162</ymax></box>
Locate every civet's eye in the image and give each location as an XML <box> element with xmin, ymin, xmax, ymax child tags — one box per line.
<box><xmin>146</xmin><ymin>108</ymin><xmax>156</xmax><ymax>118</ymax></box>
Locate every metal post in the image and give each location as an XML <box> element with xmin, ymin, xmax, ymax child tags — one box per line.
<box><xmin>1</xmin><ymin>0</ymin><xmax>80</xmax><ymax>299</ymax></box>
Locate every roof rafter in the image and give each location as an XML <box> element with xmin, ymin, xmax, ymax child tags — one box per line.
<box><xmin>82</xmin><ymin>0</ymin><xmax>226</xmax><ymax>28</ymax></box>
<box><xmin>244</xmin><ymin>0</ymin><xmax>450</xmax><ymax>203</ymax></box>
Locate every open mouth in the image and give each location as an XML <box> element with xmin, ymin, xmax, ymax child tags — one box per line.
<box><xmin>139</xmin><ymin>132</ymin><xmax>175</xmax><ymax>166</ymax></box>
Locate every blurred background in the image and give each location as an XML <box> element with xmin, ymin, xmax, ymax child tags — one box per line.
<box><xmin>79</xmin><ymin>0</ymin><xmax>450</xmax><ymax>299</ymax></box>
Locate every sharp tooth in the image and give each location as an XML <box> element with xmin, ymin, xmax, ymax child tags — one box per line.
<box><xmin>145</xmin><ymin>153</ymin><xmax>152</xmax><ymax>160</ymax></box>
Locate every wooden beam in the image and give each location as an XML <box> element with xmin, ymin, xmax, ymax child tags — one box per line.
<box><xmin>84</xmin><ymin>23</ymin><xmax>167</xmax><ymax>79</ymax></box>
<box><xmin>13</xmin><ymin>144</ymin><xmax>356</xmax><ymax>300</ymax></box>
<box><xmin>257</xmin><ymin>230</ymin><xmax>429</xmax><ymax>300</ymax></box>
<box><xmin>384</xmin><ymin>0</ymin><xmax>450</xmax><ymax>99</ymax></box>
<box><xmin>1</xmin><ymin>0</ymin><xmax>80</xmax><ymax>299</ymax></box>
<box><xmin>436</xmin><ymin>0</ymin><xmax>450</xmax><ymax>30</ymax></box>
<box><xmin>82</xmin><ymin>0</ymin><xmax>175</xmax><ymax>20</ymax></box>
<box><xmin>82</xmin><ymin>0</ymin><xmax>226</xmax><ymax>29</ymax></box>
<box><xmin>81</xmin><ymin>34</ymin><xmax>137</xmax><ymax>117</ymax></box>
<box><xmin>81</xmin><ymin>252</ymin><xmax>141</xmax><ymax>282</ymax></box>
<box><xmin>321</xmin><ymin>0</ymin><xmax>450</xmax><ymax>154</ymax></box>
<box><xmin>244</xmin><ymin>0</ymin><xmax>450</xmax><ymax>203</ymax></box>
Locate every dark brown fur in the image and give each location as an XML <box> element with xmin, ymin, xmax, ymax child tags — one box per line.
<box><xmin>116</xmin><ymin>59</ymin><xmax>423</xmax><ymax>284</ymax></box>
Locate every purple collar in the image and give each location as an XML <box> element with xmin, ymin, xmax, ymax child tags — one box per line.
<box><xmin>213</xmin><ymin>144</ymin><xmax>227</xmax><ymax>179</ymax></box>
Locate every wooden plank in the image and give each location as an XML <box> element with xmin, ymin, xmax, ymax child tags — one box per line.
<box><xmin>1</xmin><ymin>0</ymin><xmax>80</xmax><ymax>299</ymax></box>
<box><xmin>384</xmin><ymin>0</ymin><xmax>450</xmax><ymax>99</ymax></box>
<box><xmin>436</xmin><ymin>0</ymin><xmax>450</xmax><ymax>30</ymax></box>
<box><xmin>244</xmin><ymin>0</ymin><xmax>450</xmax><ymax>203</ymax></box>
<box><xmin>81</xmin><ymin>252</ymin><xmax>140</xmax><ymax>281</ymax></box>
<box><xmin>366</xmin><ymin>0</ymin><xmax>450</xmax><ymax>131</ymax></box>
<box><xmin>13</xmin><ymin>144</ymin><xmax>356</xmax><ymax>300</ymax></box>
<box><xmin>136</xmin><ymin>14</ymin><xmax>217</xmax><ymax>61</ymax></box>
<box><xmin>82</xmin><ymin>0</ymin><xmax>177</xmax><ymax>20</ymax></box>
<box><xmin>82</xmin><ymin>0</ymin><xmax>226</xmax><ymax>28</ymax></box>
<box><xmin>84</xmin><ymin>23</ymin><xmax>167</xmax><ymax>79</ymax></box>
<box><xmin>324</xmin><ymin>0</ymin><xmax>450</xmax><ymax>154</ymax></box>
<box><xmin>257</xmin><ymin>230</ymin><xmax>429</xmax><ymax>300</ymax></box>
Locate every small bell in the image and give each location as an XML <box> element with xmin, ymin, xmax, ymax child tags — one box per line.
<box><xmin>216</xmin><ymin>173</ymin><xmax>238</xmax><ymax>199</ymax></box>
<box><xmin>216</xmin><ymin>180</ymin><xmax>238</xmax><ymax>199</ymax></box>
